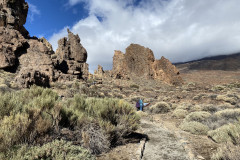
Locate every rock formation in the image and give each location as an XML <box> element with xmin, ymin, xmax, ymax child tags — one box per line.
<box><xmin>56</xmin><ymin>29</ymin><xmax>87</xmax><ymax>62</ymax></box>
<box><xmin>0</xmin><ymin>0</ymin><xmax>89</xmax><ymax>88</ymax></box>
<box><xmin>94</xmin><ymin>65</ymin><xmax>104</xmax><ymax>77</ymax></box>
<box><xmin>0</xmin><ymin>0</ymin><xmax>29</xmax><ymax>36</ymax></box>
<box><xmin>112</xmin><ymin>44</ymin><xmax>182</xmax><ymax>85</ymax></box>
<box><xmin>15</xmin><ymin>39</ymin><xmax>55</xmax><ymax>88</ymax></box>
<box><xmin>54</xmin><ymin>29</ymin><xmax>89</xmax><ymax>81</ymax></box>
<box><xmin>0</xmin><ymin>27</ymin><xmax>27</xmax><ymax>69</ymax></box>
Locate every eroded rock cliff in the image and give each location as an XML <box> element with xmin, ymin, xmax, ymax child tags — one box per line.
<box><xmin>0</xmin><ymin>0</ymin><xmax>89</xmax><ymax>88</ymax></box>
<box><xmin>112</xmin><ymin>44</ymin><xmax>182</xmax><ymax>85</ymax></box>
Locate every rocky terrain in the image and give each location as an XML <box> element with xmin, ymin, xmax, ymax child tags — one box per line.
<box><xmin>1</xmin><ymin>0</ymin><xmax>240</xmax><ymax>160</ymax></box>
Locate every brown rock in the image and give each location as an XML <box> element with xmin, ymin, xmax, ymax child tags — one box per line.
<box><xmin>15</xmin><ymin>39</ymin><xmax>55</xmax><ymax>88</ymax></box>
<box><xmin>40</xmin><ymin>37</ymin><xmax>54</xmax><ymax>55</ymax></box>
<box><xmin>0</xmin><ymin>27</ymin><xmax>27</xmax><ymax>69</ymax></box>
<box><xmin>94</xmin><ymin>65</ymin><xmax>104</xmax><ymax>77</ymax></box>
<box><xmin>0</xmin><ymin>0</ymin><xmax>89</xmax><ymax>88</ymax></box>
<box><xmin>125</xmin><ymin>44</ymin><xmax>155</xmax><ymax>78</ymax></box>
<box><xmin>112</xmin><ymin>50</ymin><xmax>128</xmax><ymax>79</ymax></box>
<box><xmin>0</xmin><ymin>0</ymin><xmax>29</xmax><ymax>36</ymax></box>
<box><xmin>112</xmin><ymin>43</ymin><xmax>182</xmax><ymax>85</ymax></box>
<box><xmin>153</xmin><ymin>57</ymin><xmax>182</xmax><ymax>85</ymax></box>
<box><xmin>56</xmin><ymin>29</ymin><xmax>87</xmax><ymax>62</ymax></box>
<box><xmin>55</xmin><ymin>29</ymin><xmax>89</xmax><ymax>81</ymax></box>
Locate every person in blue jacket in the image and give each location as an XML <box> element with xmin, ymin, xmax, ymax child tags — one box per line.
<box><xmin>139</xmin><ymin>99</ymin><xmax>143</xmax><ymax>111</ymax></box>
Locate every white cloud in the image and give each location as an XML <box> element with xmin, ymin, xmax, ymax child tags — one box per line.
<box><xmin>49</xmin><ymin>0</ymin><xmax>240</xmax><ymax>72</ymax></box>
<box><xmin>28</xmin><ymin>2</ymin><xmax>40</xmax><ymax>22</ymax></box>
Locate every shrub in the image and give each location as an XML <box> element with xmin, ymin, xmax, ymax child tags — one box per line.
<box><xmin>207</xmin><ymin>123</ymin><xmax>240</xmax><ymax>144</ymax></box>
<box><xmin>202</xmin><ymin>105</ymin><xmax>219</xmax><ymax>113</ymax></box>
<box><xmin>214</xmin><ymin>109</ymin><xmax>240</xmax><ymax>120</ymax></box>
<box><xmin>0</xmin><ymin>92</ymin><xmax>23</xmax><ymax>119</ymax></box>
<box><xmin>190</xmin><ymin>105</ymin><xmax>202</xmax><ymax>112</ymax></box>
<box><xmin>0</xmin><ymin>113</ymin><xmax>30</xmax><ymax>152</ymax></box>
<box><xmin>176</xmin><ymin>103</ymin><xmax>192</xmax><ymax>111</ymax></box>
<box><xmin>184</xmin><ymin>111</ymin><xmax>211</xmax><ymax>123</ymax></box>
<box><xmin>172</xmin><ymin>109</ymin><xmax>188</xmax><ymax>119</ymax></box>
<box><xmin>180</xmin><ymin>121</ymin><xmax>209</xmax><ymax>135</ymax></box>
<box><xmin>81</xmin><ymin>123</ymin><xmax>110</xmax><ymax>154</ymax></box>
<box><xmin>150</xmin><ymin>102</ymin><xmax>171</xmax><ymax>114</ymax></box>
<box><xmin>130</xmin><ymin>84</ymin><xmax>139</xmax><ymax>89</ymax></box>
<box><xmin>0</xmin><ymin>86</ymin><xmax>59</xmax><ymax>153</ymax></box>
<box><xmin>60</xmin><ymin>96</ymin><xmax>140</xmax><ymax>146</ymax></box>
<box><xmin>211</xmin><ymin>143</ymin><xmax>240</xmax><ymax>160</ymax></box>
<box><xmin>9</xmin><ymin>140</ymin><xmax>95</xmax><ymax>160</ymax></box>
<box><xmin>216</xmin><ymin>95</ymin><xmax>237</xmax><ymax>105</ymax></box>
<box><xmin>136</xmin><ymin>111</ymin><xmax>148</xmax><ymax>117</ymax></box>
<box><xmin>130</xmin><ymin>96</ymin><xmax>144</xmax><ymax>103</ymax></box>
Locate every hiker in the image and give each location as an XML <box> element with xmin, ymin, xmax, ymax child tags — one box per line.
<box><xmin>136</xmin><ymin>99</ymin><xmax>150</xmax><ymax>111</ymax></box>
<box><xmin>139</xmin><ymin>99</ymin><xmax>143</xmax><ymax>111</ymax></box>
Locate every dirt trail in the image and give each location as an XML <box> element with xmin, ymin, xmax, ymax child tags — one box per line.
<box><xmin>139</xmin><ymin>118</ymin><xmax>192</xmax><ymax>160</ymax></box>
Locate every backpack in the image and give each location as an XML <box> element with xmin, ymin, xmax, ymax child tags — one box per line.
<box><xmin>136</xmin><ymin>101</ymin><xmax>140</xmax><ymax>108</ymax></box>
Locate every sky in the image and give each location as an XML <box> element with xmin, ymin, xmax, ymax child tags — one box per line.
<box><xmin>25</xmin><ymin>0</ymin><xmax>240</xmax><ymax>72</ymax></box>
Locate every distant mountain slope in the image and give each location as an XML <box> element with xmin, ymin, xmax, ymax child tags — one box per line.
<box><xmin>175</xmin><ymin>53</ymin><xmax>240</xmax><ymax>72</ymax></box>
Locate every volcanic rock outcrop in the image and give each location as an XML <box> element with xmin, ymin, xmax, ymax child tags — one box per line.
<box><xmin>15</xmin><ymin>39</ymin><xmax>55</xmax><ymax>88</ymax></box>
<box><xmin>112</xmin><ymin>44</ymin><xmax>182</xmax><ymax>85</ymax></box>
<box><xmin>54</xmin><ymin>29</ymin><xmax>89</xmax><ymax>81</ymax></box>
<box><xmin>0</xmin><ymin>27</ymin><xmax>27</xmax><ymax>69</ymax></box>
<box><xmin>0</xmin><ymin>0</ymin><xmax>29</xmax><ymax>36</ymax></box>
<box><xmin>0</xmin><ymin>0</ymin><xmax>89</xmax><ymax>88</ymax></box>
<box><xmin>94</xmin><ymin>65</ymin><xmax>105</xmax><ymax>78</ymax></box>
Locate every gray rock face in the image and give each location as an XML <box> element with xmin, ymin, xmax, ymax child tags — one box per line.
<box><xmin>0</xmin><ymin>0</ymin><xmax>29</xmax><ymax>36</ymax></box>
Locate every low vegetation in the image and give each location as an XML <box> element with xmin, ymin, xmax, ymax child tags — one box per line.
<box><xmin>150</xmin><ymin>102</ymin><xmax>171</xmax><ymax>114</ymax></box>
<box><xmin>5</xmin><ymin>140</ymin><xmax>95</xmax><ymax>160</ymax></box>
<box><xmin>0</xmin><ymin>85</ymin><xmax>140</xmax><ymax>159</ymax></box>
<box><xmin>180</xmin><ymin>121</ymin><xmax>209</xmax><ymax>135</ymax></box>
<box><xmin>172</xmin><ymin>109</ymin><xmax>188</xmax><ymax>119</ymax></box>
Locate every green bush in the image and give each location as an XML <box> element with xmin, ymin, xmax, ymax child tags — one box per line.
<box><xmin>0</xmin><ymin>86</ymin><xmax>59</xmax><ymax>153</ymax></box>
<box><xmin>130</xmin><ymin>84</ymin><xmax>139</xmax><ymax>89</ymax></box>
<box><xmin>184</xmin><ymin>111</ymin><xmax>211</xmax><ymax>123</ymax></box>
<box><xmin>9</xmin><ymin>140</ymin><xmax>95</xmax><ymax>160</ymax></box>
<box><xmin>0</xmin><ymin>113</ymin><xmax>30</xmax><ymax>152</ymax></box>
<box><xmin>214</xmin><ymin>109</ymin><xmax>240</xmax><ymax>120</ymax></box>
<box><xmin>202</xmin><ymin>105</ymin><xmax>219</xmax><ymax>113</ymax></box>
<box><xmin>208</xmin><ymin>122</ymin><xmax>240</xmax><ymax>144</ymax></box>
<box><xmin>60</xmin><ymin>95</ymin><xmax>140</xmax><ymax>146</ymax></box>
<box><xmin>211</xmin><ymin>142</ymin><xmax>240</xmax><ymax>160</ymax></box>
<box><xmin>216</xmin><ymin>95</ymin><xmax>237</xmax><ymax>105</ymax></box>
<box><xmin>172</xmin><ymin>109</ymin><xmax>188</xmax><ymax>119</ymax></box>
<box><xmin>180</xmin><ymin>121</ymin><xmax>209</xmax><ymax>135</ymax></box>
<box><xmin>150</xmin><ymin>102</ymin><xmax>171</xmax><ymax>114</ymax></box>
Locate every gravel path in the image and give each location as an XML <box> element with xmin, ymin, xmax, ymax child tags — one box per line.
<box><xmin>140</xmin><ymin>118</ymin><xmax>190</xmax><ymax>160</ymax></box>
